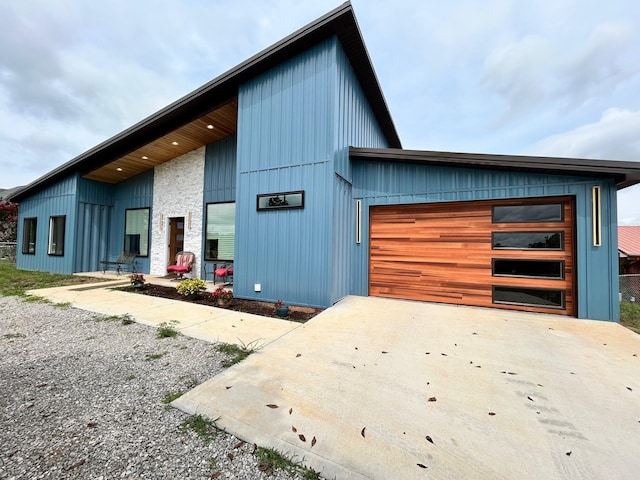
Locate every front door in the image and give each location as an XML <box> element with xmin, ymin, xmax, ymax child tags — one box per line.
<box><xmin>168</xmin><ymin>217</ymin><xmax>184</xmax><ymax>264</ymax></box>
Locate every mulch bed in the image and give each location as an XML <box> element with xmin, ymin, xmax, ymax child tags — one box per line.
<box><xmin>124</xmin><ymin>284</ymin><xmax>321</xmax><ymax>322</ymax></box>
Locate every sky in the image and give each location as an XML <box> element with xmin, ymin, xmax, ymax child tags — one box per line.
<box><xmin>1</xmin><ymin>0</ymin><xmax>639</xmax><ymax>223</ymax></box>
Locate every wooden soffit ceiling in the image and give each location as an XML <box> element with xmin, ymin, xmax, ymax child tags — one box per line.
<box><xmin>83</xmin><ymin>99</ymin><xmax>238</xmax><ymax>184</ymax></box>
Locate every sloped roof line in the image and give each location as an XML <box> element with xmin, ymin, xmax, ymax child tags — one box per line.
<box><xmin>12</xmin><ymin>2</ymin><xmax>400</xmax><ymax>201</ymax></box>
<box><xmin>349</xmin><ymin>147</ymin><xmax>640</xmax><ymax>189</ymax></box>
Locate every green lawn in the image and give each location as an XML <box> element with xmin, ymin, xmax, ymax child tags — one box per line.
<box><xmin>0</xmin><ymin>260</ymin><xmax>105</xmax><ymax>297</ymax></box>
<box><xmin>620</xmin><ymin>302</ymin><xmax>640</xmax><ymax>334</ymax></box>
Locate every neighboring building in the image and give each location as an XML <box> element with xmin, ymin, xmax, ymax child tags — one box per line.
<box><xmin>619</xmin><ymin>226</ymin><xmax>640</xmax><ymax>274</ymax></box>
<box><xmin>10</xmin><ymin>3</ymin><xmax>640</xmax><ymax>321</ymax></box>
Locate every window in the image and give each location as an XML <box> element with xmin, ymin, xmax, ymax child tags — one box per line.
<box><xmin>492</xmin><ymin>203</ymin><xmax>563</xmax><ymax>223</ymax></box>
<box><xmin>205</xmin><ymin>203</ymin><xmax>235</xmax><ymax>260</ymax></box>
<box><xmin>492</xmin><ymin>259</ymin><xmax>564</xmax><ymax>279</ymax></box>
<box><xmin>493</xmin><ymin>286</ymin><xmax>565</xmax><ymax>309</ymax></box>
<box><xmin>124</xmin><ymin>208</ymin><xmax>150</xmax><ymax>256</ymax></box>
<box><xmin>22</xmin><ymin>218</ymin><xmax>37</xmax><ymax>254</ymax></box>
<box><xmin>492</xmin><ymin>232</ymin><xmax>563</xmax><ymax>250</ymax></box>
<box><xmin>48</xmin><ymin>216</ymin><xmax>66</xmax><ymax>256</ymax></box>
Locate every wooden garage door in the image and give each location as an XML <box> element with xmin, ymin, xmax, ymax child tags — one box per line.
<box><xmin>369</xmin><ymin>197</ymin><xmax>575</xmax><ymax>315</ymax></box>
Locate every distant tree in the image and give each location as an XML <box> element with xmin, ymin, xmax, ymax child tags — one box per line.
<box><xmin>0</xmin><ymin>201</ymin><xmax>18</xmax><ymax>242</ymax></box>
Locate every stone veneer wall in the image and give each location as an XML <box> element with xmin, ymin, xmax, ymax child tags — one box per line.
<box><xmin>150</xmin><ymin>147</ymin><xmax>205</xmax><ymax>277</ymax></box>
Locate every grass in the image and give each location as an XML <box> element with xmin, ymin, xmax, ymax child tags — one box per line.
<box><xmin>145</xmin><ymin>352</ymin><xmax>167</xmax><ymax>361</ymax></box>
<box><xmin>94</xmin><ymin>313</ymin><xmax>135</xmax><ymax>325</ymax></box>
<box><xmin>256</xmin><ymin>447</ymin><xmax>320</xmax><ymax>480</ymax></box>
<box><xmin>216</xmin><ymin>339</ymin><xmax>262</xmax><ymax>368</ymax></box>
<box><xmin>2</xmin><ymin>333</ymin><xmax>26</xmax><ymax>339</ymax></box>
<box><xmin>0</xmin><ymin>261</ymin><xmax>105</xmax><ymax>297</ymax></box>
<box><xmin>162</xmin><ymin>391</ymin><xmax>184</xmax><ymax>404</ymax></box>
<box><xmin>179</xmin><ymin>414</ymin><xmax>221</xmax><ymax>442</ymax></box>
<box><xmin>620</xmin><ymin>301</ymin><xmax>640</xmax><ymax>333</ymax></box>
<box><xmin>157</xmin><ymin>321</ymin><xmax>180</xmax><ymax>339</ymax></box>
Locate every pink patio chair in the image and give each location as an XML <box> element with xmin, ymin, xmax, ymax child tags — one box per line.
<box><xmin>167</xmin><ymin>251</ymin><xmax>195</xmax><ymax>279</ymax></box>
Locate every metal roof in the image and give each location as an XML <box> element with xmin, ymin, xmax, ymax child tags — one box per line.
<box><xmin>349</xmin><ymin>147</ymin><xmax>640</xmax><ymax>189</ymax></box>
<box><xmin>11</xmin><ymin>2</ymin><xmax>400</xmax><ymax>201</ymax></box>
<box><xmin>619</xmin><ymin>226</ymin><xmax>640</xmax><ymax>256</ymax></box>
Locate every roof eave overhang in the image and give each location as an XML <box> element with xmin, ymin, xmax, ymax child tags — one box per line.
<box><xmin>12</xmin><ymin>2</ymin><xmax>400</xmax><ymax>202</ymax></box>
<box><xmin>349</xmin><ymin>147</ymin><xmax>640</xmax><ymax>190</ymax></box>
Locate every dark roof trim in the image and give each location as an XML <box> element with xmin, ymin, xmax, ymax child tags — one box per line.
<box><xmin>12</xmin><ymin>2</ymin><xmax>400</xmax><ymax>201</ymax></box>
<box><xmin>349</xmin><ymin>147</ymin><xmax>640</xmax><ymax>189</ymax></box>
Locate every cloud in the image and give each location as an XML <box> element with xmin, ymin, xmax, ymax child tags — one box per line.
<box><xmin>481</xmin><ymin>20</ymin><xmax>638</xmax><ymax>122</ymax></box>
<box><xmin>526</xmin><ymin>108</ymin><xmax>640</xmax><ymax>160</ymax></box>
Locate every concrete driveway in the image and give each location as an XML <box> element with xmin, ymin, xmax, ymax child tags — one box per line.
<box><xmin>174</xmin><ymin>295</ymin><xmax>640</xmax><ymax>480</ymax></box>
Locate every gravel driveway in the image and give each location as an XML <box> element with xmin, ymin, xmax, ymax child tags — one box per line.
<box><xmin>0</xmin><ymin>296</ymin><xmax>311</xmax><ymax>480</ymax></box>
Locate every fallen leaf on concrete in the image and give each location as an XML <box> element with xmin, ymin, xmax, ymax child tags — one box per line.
<box><xmin>441</xmin><ymin>353</ymin><xmax>447</xmax><ymax>356</ymax></box>
<box><xmin>87</xmin><ymin>422</ymin><xmax>97</xmax><ymax>428</ymax></box>
<box><xmin>225</xmin><ymin>386</ymin><xmax>232</xmax><ymax>390</ymax></box>
<box><xmin>428</xmin><ymin>397</ymin><xmax>437</xmax><ymax>402</ymax></box>
<box><xmin>381</xmin><ymin>351</ymin><xmax>388</xmax><ymax>354</ymax></box>
<box><xmin>426</xmin><ymin>436</ymin><xmax>434</xmax><ymax>444</ymax></box>
<box><xmin>292</xmin><ymin>426</ymin><xmax>297</xmax><ymax>433</ymax></box>
<box><xmin>417</xmin><ymin>463</ymin><xmax>428</xmax><ymax>469</ymax></box>
<box><xmin>476</xmin><ymin>366</ymin><xmax>482</xmax><ymax>368</ymax></box>
<box><xmin>527</xmin><ymin>396</ymin><xmax>534</xmax><ymax>401</ymax></box>
<box><xmin>425</xmin><ymin>352</ymin><xmax>430</xmax><ymax>354</ymax></box>
<box><xmin>627</xmin><ymin>387</ymin><xmax>633</xmax><ymax>392</ymax></box>
<box><xmin>212</xmin><ymin>471</ymin><xmax>222</xmax><ymax>478</ymax></box>
<box><xmin>472</xmin><ymin>332</ymin><xmax>478</xmax><ymax>335</ymax></box>
<box><xmin>299</xmin><ymin>434</ymin><xmax>306</xmax><ymax>442</ymax></box>
<box><xmin>234</xmin><ymin>441</ymin><xmax>244</xmax><ymax>449</ymax></box>
<box><xmin>566</xmin><ymin>451</ymin><xmax>572</xmax><ymax>456</ymax></box>
<box><xmin>361</xmin><ymin>427</ymin><xmax>366</xmax><ymax>438</ymax></box>
<box><xmin>296</xmin><ymin>353</ymin><xmax>301</xmax><ymax>357</ymax></box>
<box><xmin>266</xmin><ymin>404</ymin><xmax>279</xmax><ymax>409</ymax></box>
<box><xmin>227</xmin><ymin>453</ymin><xmax>234</xmax><ymax>460</ymax></box>
<box><xmin>311</xmin><ymin>436</ymin><xmax>317</xmax><ymax>447</ymax></box>
<box><xmin>289</xmin><ymin>408</ymin><xmax>293</xmax><ymax>415</ymax></box>
<box><xmin>488</xmin><ymin>412</ymin><xmax>496</xmax><ymax>416</ymax></box>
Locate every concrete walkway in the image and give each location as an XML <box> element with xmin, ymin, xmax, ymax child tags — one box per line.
<box><xmin>173</xmin><ymin>296</ymin><xmax>640</xmax><ymax>480</ymax></box>
<box><xmin>28</xmin><ymin>275</ymin><xmax>299</xmax><ymax>346</ymax></box>
<box><xmin>29</xmin><ymin>278</ymin><xmax>640</xmax><ymax>479</ymax></box>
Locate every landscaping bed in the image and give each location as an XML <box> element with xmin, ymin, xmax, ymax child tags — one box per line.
<box><xmin>126</xmin><ymin>284</ymin><xmax>322</xmax><ymax>322</ymax></box>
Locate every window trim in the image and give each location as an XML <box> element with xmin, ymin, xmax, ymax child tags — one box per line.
<box><xmin>47</xmin><ymin>215</ymin><xmax>66</xmax><ymax>256</ymax></box>
<box><xmin>205</xmin><ymin>201</ymin><xmax>236</xmax><ymax>261</ymax></box>
<box><xmin>124</xmin><ymin>207</ymin><xmax>150</xmax><ymax>257</ymax></box>
<box><xmin>21</xmin><ymin>217</ymin><xmax>37</xmax><ymax>255</ymax></box>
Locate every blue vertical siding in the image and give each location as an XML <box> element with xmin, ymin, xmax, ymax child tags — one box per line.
<box><xmin>16</xmin><ymin>175</ymin><xmax>79</xmax><ymax>274</ymax></box>
<box><xmin>75</xmin><ymin>178</ymin><xmax>114</xmax><ymax>272</ymax></box>
<box><xmin>333</xmin><ymin>44</ymin><xmax>388</xmax><ymax>181</ymax></box>
<box><xmin>110</xmin><ymin>170</ymin><xmax>154</xmax><ymax>273</ymax></box>
<box><xmin>202</xmin><ymin>134</ymin><xmax>237</xmax><ymax>277</ymax></box>
<box><xmin>352</xmin><ymin>160</ymin><xmax>619</xmax><ymax>321</ymax></box>
<box><xmin>235</xmin><ymin>38</ymin><xmax>337</xmax><ymax>307</ymax></box>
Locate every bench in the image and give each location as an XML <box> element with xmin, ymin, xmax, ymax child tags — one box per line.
<box><xmin>100</xmin><ymin>251</ymin><xmax>137</xmax><ymax>275</ymax></box>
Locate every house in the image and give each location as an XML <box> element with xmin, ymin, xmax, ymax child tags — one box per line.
<box><xmin>619</xmin><ymin>226</ymin><xmax>640</xmax><ymax>274</ymax></box>
<box><xmin>10</xmin><ymin>2</ymin><xmax>640</xmax><ymax>322</ymax></box>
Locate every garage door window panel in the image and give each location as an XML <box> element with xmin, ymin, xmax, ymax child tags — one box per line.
<box><xmin>492</xmin><ymin>259</ymin><xmax>564</xmax><ymax>279</ymax></box>
<box><xmin>493</xmin><ymin>286</ymin><xmax>565</xmax><ymax>309</ymax></box>
<box><xmin>492</xmin><ymin>232</ymin><xmax>563</xmax><ymax>250</ymax></box>
<box><xmin>492</xmin><ymin>203</ymin><xmax>563</xmax><ymax>223</ymax></box>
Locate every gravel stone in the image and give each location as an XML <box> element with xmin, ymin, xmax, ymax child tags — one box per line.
<box><xmin>0</xmin><ymin>296</ymin><xmax>316</xmax><ymax>479</ymax></box>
